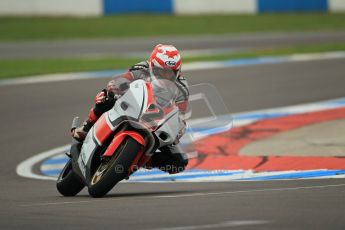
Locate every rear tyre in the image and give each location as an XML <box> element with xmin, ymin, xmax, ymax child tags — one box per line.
<box><xmin>88</xmin><ymin>138</ymin><xmax>142</xmax><ymax>198</ymax></box>
<box><xmin>56</xmin><ymin>159</ymin><xmax>85</xmax><ymax>196</ymax></box>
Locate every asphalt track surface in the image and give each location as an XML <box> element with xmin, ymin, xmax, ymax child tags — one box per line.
<box><xmin>1</xmin><ymin>31</ymin><xmax>345</xmax><ymax>58</ymax></box>
<box><xmin>1</xmin><ymin>58</ymin><xmax>345</xmax><ymax>229</ymax></box>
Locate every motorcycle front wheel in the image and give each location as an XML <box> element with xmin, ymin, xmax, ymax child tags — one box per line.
<box><xmin>56</xmin><ymin>158</ymin><xmax>85</xmax><ymax>196</ymax></box>
<box><xmin>88</xmin><ymin>137</ymin><xmax>142</xmax><ymax>198</ymax></box>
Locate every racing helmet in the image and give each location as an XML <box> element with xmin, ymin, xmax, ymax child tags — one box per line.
<box><xmin>148</xmin><ymin>44</ymin><xmax>182</xmax><ymax>81</ymax></box>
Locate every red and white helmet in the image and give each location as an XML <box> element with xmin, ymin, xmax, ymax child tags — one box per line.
<box><xmin>148</xmin><ymin>44</ymin><xmax>182</xmax><ymax>81</ymax></box>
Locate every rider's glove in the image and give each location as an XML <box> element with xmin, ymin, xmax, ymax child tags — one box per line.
<box><xmin>95</xmin><ymin>89</ymin><xmax>116</xmax><ymax>104</ymax></box>
<box><xmin>95</xmin><ymin>90</ymin><xmax>106</xmax><ymax>104</ymax></box>
<box><xmin>94</xmin><ymin>89</ymin><xmax>116</xmax><ymax>111</ymax></box>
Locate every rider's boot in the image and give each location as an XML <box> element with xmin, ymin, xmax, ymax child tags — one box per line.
<box><xmin>71</xmin><ymin>108</ymin><xmax>98</xmax><ymax>142</ymax></box>
<box><xmin>143</xmin><ymin>145</ymin><xmax>188</xmax><ymax>174</ymax></box>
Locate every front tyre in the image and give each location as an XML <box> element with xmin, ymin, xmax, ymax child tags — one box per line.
<box><xmin>56</xmin><ymin>159</ymin><xmax>85</xmax><ymax>196</ymax></box>
<box><xmin>88</xmin><ymin>138</ymin><xmax>142</xmax><ymax>198</ymax></box>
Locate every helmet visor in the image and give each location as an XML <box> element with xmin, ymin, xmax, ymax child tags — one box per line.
<box><xmin>152</xmin><ymin>67</ymin><xmax>178</xmax><ymax>81</ymax></box>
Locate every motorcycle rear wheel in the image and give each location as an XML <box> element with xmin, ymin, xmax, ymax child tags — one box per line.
<box><xmin>56</xmin><ymin>159</ymin><xmax>85</xmax><ymax>196</ymax></box>
<box><xmin>88</xmin><ymin>137</ymin><xmax>142</xmax><ymax>198</ymax></box>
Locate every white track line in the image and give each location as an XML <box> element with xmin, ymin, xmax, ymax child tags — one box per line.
<box><xmin>148</xmin><ymin>220</ymin><xmax>270</xmax><ymax>230</ymax></box>
<box><xmin>16</xmin><ymin>145</ymin><xmax>69</xmax><ymax>181</ymax></box>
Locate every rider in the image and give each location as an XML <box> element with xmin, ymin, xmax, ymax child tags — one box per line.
<box><xmin>71</xmin><ymin>44</ymin><xmax>189</xmax><ymax>174</ymax></box>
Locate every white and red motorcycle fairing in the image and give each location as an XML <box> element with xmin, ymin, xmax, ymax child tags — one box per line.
<box><xmin>80</xmin><ymin>79</ymin><xmax>182</xmax><ymax>176</ymax></box>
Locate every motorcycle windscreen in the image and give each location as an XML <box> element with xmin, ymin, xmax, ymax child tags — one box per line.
<box><xmin>179</xmin><ymin>83</ymin><xmax>233</xmax><ymax>162</ymax></box>
<box><xmin>148</xmin><ymin>69</ymin><xmax>233</xmax><ymax>161</ymax></box>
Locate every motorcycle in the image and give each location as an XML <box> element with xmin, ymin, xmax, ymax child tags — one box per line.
<box><xmin>56</xmin><ymin>70</ymin><xmax>184</xmax><ymax>198</ymax></box>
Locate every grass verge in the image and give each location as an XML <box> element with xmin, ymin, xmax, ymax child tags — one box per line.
<box><xmin>1</xmin><ymin>43</ymin><xmax>344</xmax><ymax>80</ymax></box>
<box><xmin>0</xmin><ymin>13</ymin><xmax>345</xmax><ymax>41</ymax></box>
